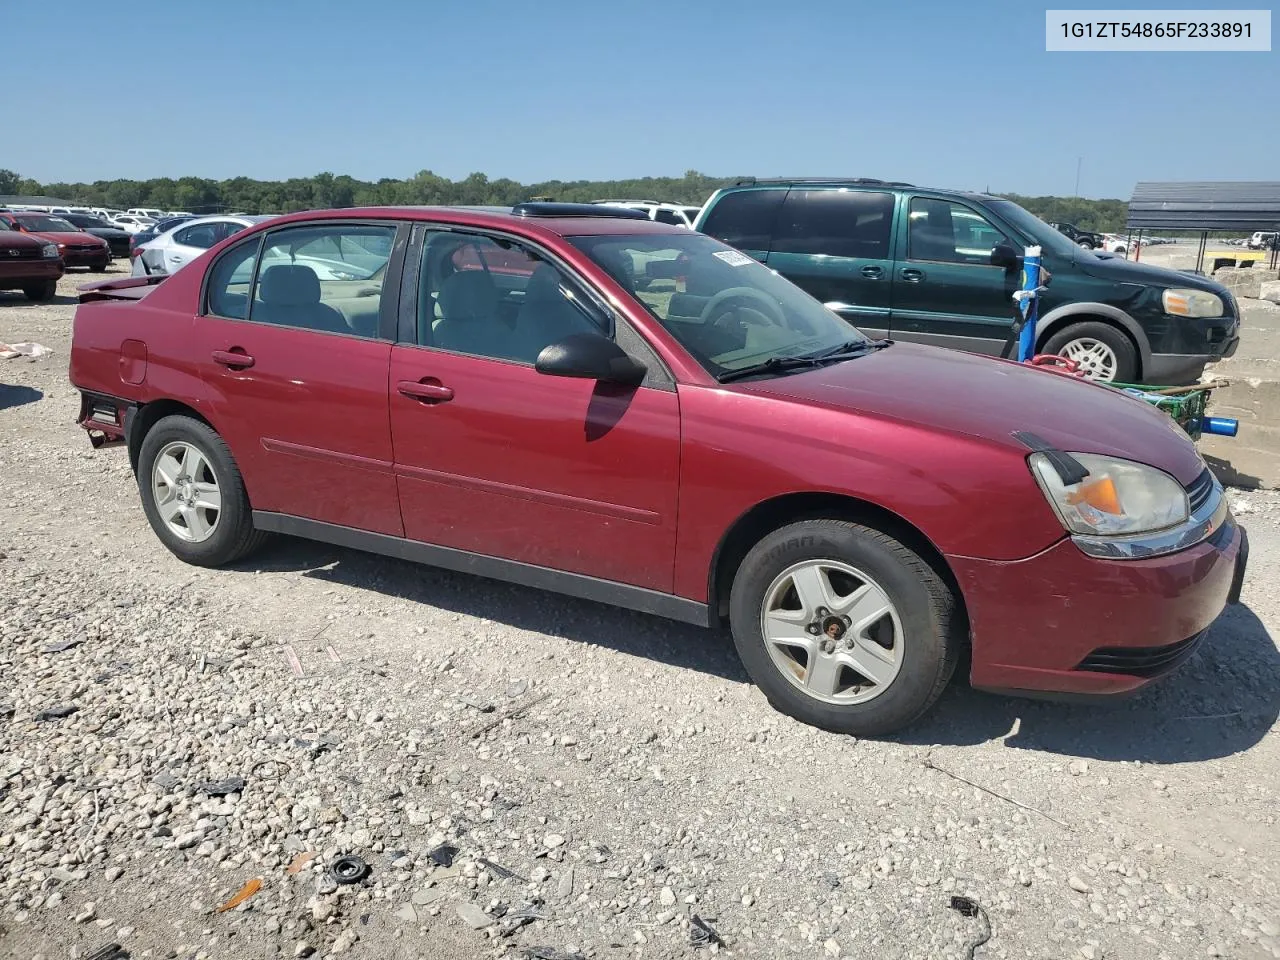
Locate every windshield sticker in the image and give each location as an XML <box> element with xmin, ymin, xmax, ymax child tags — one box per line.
<box><xmin>713</xmin><ymin>250</ymin><xmax>755</xmax><ymax>267</ymax></box>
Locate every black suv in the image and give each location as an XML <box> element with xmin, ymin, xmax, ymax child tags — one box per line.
<box><xmin>1048</xmin><ymin>221</ymin><xmax>1105</xmax><ymax>250</ymax></box>
<box><xmin>694</xmin><ymin>179</ymin><xmax>1240</xmax><ymax>384</ymax></box>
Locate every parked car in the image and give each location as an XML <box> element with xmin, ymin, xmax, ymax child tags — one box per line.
<box><xmin>1047</xmin><ymin>221</ymin><xmax>1105</xmax><ymax>249</ymax></box>
<box><xmin>126</xmin><ymin>207</ymin><xmax>167</xmax><ymax>221</ymax></box>
<box><xmin>111</xmin><ymin>214</ymin><xmax>157</xmax><ymax>235</ymax></box>
<box><xmin>695</xmin><ymin>179</ymin><xmax>1240</xmax><ymax>385</ymax></box>
<box><xmin>1099</xmin><ymin>234</ymin><xmax>1130</xmax><ymax>255</ymax></box>
<box><xmin>1247</xmin><ymin>231</ymin><xmax>1278</xmax><ymax>250</ymax></box>
<box><xmin>67</xmin><ymin>202</ymin><xmax>1247</xmax><ymax>736</ymax></box>
<box><xmin>59</xmin><ymin>213</ymin><xmax>131</xmax><ymax>258</ymax></box>
<box><xmin>593</xmin><ymin>200</ymin><xmax>702</xmax><ymax>228</ymax></box>
<box><xmin>131</xmin><ymin>215</ymin><xmax>273</xmax><ymax>276</ymax></box>
<box><xmin>0</xmin><ymin>211</ymin><xmax>111</xmax><ymax>270</ymax></box>
<box><xmin>0</xmin><ymin>222</ymin><xmax>64</xmax><ymax>300</ymax></box>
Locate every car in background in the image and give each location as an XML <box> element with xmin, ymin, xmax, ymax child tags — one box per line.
<box><xmin>111</xmin><ymin>214</ymin><xmax>157</xmax><ymax>235</ymax></box>
<box><xmin>0</xmin><ymin>211</ymin><xmax>111</xmax><ymax>270</ymax></box>
<box><xmin>126</xmin><ymin>207</ymin><xmax>167</xmax><ymax>221</ymax></box>
<box><xmin>90</xmin><ymin>207</ymin><xmax>126</xmax><ymax>222</ymax></box>
<box><xmin>1100</xmin><ymin>234</ymin><xmax>1129</xmax><ymax>254</ymax></box>
<box><xmin>593</xmin><ymin>200</ymin><xmax>702</xmax><ymax>228</ymax></box>
<box><xmin>67</xmin><ymin>202</ymin><xmax>1246</xmax><ymax>736</ymax></box>
<box><xmin>0</xmin><ymin>222</ymin><xmax>64</xmax><ymax>300</ymax></box>
<box><xmin>129</xmin><ymin>215</ymin><xmax>199</xmax><ymax>256</ymax></box>
<box><xmin>59</xmin><ymin>213</ymin><xmax>131</xmax><ymax>258</ymax></box>
<box><xmin>1248</xmin><ymin>231</ymin><xmax>1278</xmax><ymax>250</ymax></box>
<box><xmin>131</xmin><ymin>215</ymin><xmax>274</xmax><ymax>276</ymax></box>
<box><xmin>1047</xmin><ymin>221</ymin><xmax>1104</xmax><ymax>249</ymax></box>
<box><xmin>695</xmin><ymin>178</ymin><xmax>1239</xmax><ymax>385</ymax></box>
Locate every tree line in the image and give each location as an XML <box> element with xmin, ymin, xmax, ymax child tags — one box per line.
<box><xmin>0</xmin><ymin>168</ymin><xmax>1131</xmax><ymax>233</ymax></box>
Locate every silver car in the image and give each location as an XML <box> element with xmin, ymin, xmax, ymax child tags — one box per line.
<box><xmin>132</xmin><ymin>215</ymin><xmax>275</xmax><ymax>277</ymax></box>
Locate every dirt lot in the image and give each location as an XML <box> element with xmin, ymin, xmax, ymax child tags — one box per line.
<box><xmin>2</xmin><ymin>267</ymin><xmax>1279</xmax><ymax>960</ymax></box>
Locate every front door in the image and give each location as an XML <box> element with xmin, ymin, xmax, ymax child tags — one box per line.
<box><xmin>888</xmin><ymin>196</ymin><xmax>1019</xmax><ymax>355</ymax></box>
<box><xmin>194</xmin><ymin>220</ymin><xmax>406</xmax><ymax>536</ymax></box>
<box><xmin>764</xmin><ymin>188</ymin><xmax>897</xmax><ymax>340</ymax></box>
<box><xmin>389</xmin><ymin>228</ymin><xmax>681</xmax><ymax>591</ymax></box>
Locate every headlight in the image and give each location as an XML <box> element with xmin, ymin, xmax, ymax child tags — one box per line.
<box><xmin>41</xmin><ymin>244</ymin><xmax>59</xmax><ymax>259</ymax></box>
<box><xmin>1163</xmin><ymin>288</ymin><xmax>1223</xmax><ymax>318</ymax></box>
<box><xmin>1029</xmin><ymin>452</ymin><xmax>1188</xmax><ymax>536</ymax></box>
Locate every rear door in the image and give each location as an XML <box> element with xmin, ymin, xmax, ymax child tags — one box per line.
<box><xmin>888</xmin><ymin>195</ymin><xmax>1019</xmax><ymax>355</ymax></box>
<box><xmin>158</xmin><ymin>221</ymin><xmax>241</xmax><ymax>275</ymax></box>
<box><xmin>697</xmin><ymin>188</ymin><xmax>784</xmax><ymax>263</ymax></box>
<box><xmin>194</xmin><ymin>219</ymin><xmax>408</xmax><ymax>535</ymax></box>
<box><xmin>764</xmin><ymin>188</ymin><xmax>897</xmax><ymax>340</ymax></box>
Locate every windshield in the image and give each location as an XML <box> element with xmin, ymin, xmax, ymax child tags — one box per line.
<box><xmin>986</xmin><ymin>199</ymin><xmax>1081</xmax><ymax>258</ymax></box>
<box><xmin>21</xmin><ymin>215</ymin><xmax>77</xmax><ymax>232</ymax></box>
<box><xmin>568</xmin><ymin>232</ymin><xmax>869</xmax><ymax>377</ymax></box>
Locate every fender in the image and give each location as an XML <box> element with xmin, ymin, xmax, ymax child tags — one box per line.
<box><xmin>1036</xmin><ymin>302</ymin><xmax>1151</xmax><ymax>372</ymax></box>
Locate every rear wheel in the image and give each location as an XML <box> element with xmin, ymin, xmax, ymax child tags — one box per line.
<box><xmin>728</xmin><ymin>519</ymin><xmax>961</xmax><ymax>736</ymax></box>
<box><xmin>1078</xmin><ymin>240</ymin><xmax>1094</xmax><ymax>249</ymax></box>
<box><xmin>1042</xmin><ymin>321</ymin><xmax>1137</xmax><ymax>382</ymax></box>
<box><xmin>136</xmin><ymin>415</ymin><xmax>267</xmax><ymax>566</ymax></box>
<box><xmin>22</xmin><ymin>280</ymin><xmax>56</xmax><ymax>301</ymax></box>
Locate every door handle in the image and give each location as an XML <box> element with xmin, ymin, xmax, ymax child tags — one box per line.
<box><xmin>398</xmin><ymin>379</ymin><xmax>454</xmax><ymax>403</ymax></box>
<box><xmin>900</xmin><ymin>268</ymin><xmax>924</xmax><ymax>282</ymax></box>
<box><xmin>212</xmin><ymin>349</ymin><xmax>255</xmax><ymax>369</ymax></box>
<box><xmin>861</xmin><ymin>265</ymin><xmax>883</xmax><ymax>279</ymax></box>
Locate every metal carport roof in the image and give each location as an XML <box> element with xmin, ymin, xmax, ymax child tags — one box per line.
<box><xmin>1126</xmin><ymin>181</ymin><xmax>1280</xmax><ymax>232</ymax></box>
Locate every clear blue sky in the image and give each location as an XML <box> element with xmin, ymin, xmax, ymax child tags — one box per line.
<box><xmin>3</xmin><ymin>0</ymin><xmax>1275</xmax><ymax>198</ymax></box>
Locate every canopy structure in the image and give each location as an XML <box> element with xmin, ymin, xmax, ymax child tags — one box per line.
<box><xmin>1126</xmin><ymin>181</ymin><xmax>1280</xmax><ymax>272</ymax></box>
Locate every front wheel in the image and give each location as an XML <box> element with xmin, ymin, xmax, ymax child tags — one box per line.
<box><xmin>1042</xmin><ymin>321</ymin><xmax>1137</xmax><ymax>383</ymax></box>
<box><xmin>23</xmin><ymin>280</ymin><xmax>56</xmax><ymax>301</ymax></box>
<box><xmin>729</xmin><ymin>519</ymin><xmax>961</xmax><ymax>736</ymax></box>
<box><xmin>136</xmin><ymin>415</ymin><xmax>267</xmax><ymax>566</ymax></box>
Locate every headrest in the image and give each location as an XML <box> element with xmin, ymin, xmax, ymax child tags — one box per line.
<box><xmin>259</xmin><ymin>264</ymin><xmax>321</xmax><ymax>306</ymax></box>
<box><xmin>523</xmin><ymin>264</ymin><xmax>563</xmax><ymax>302</ymax></box>
<box><xmin>439</xmin><ymin>270</ymin><xmax>499</xmax><ymax>322</ymax></box>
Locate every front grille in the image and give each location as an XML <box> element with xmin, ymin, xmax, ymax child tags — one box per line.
<box><xmin>70</xmin><ymin>244</ymin><xmax>99</xmax><ymax>252</ymax></box>
<box><xmin>1186</xmin><ymin>468</ymin><xmax>1215</xmax><ymax>514</ymax></box>
<box><xmin>1076</xmin><ymin>630</ymin><xmax>1205</xmax><ymax>677</ymax></box>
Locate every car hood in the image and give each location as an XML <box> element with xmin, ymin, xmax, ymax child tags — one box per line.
<box><xmin>0</xmin><ymin>230</ymin><xmax>48</xmax><ymax>250</ymax></box>
<box><xmin>34</xmin><ymin>230</ymin><xmax>106</xmax><ymax>245</ymax></box>
<box><xmin>83</xmin><ymin>226</ymin><xmax>130</xmax><ymax>239</ymax></box>
<box><xmin>1077</xmin><ymin>250</ymin><xmax>1229</xmax><ymax>295</ymax></box>
<box><xmin>740</xmin><ymin>342</ymin><xmax>1207</xmax><ymax>486</ymax></box>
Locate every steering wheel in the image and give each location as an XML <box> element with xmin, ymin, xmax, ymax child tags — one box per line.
<box><xmin>699</xmin><ymin>286</ymin><xmax>787</xmax><ymax>330</ymax></box>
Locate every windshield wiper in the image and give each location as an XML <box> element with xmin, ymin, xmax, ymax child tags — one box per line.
<box><xmin>717</xmin><ymin>339</ymin><xmax>890</xmax><ymax>384</ymax></box>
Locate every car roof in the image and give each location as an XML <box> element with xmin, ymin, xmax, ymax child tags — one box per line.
<box><xmin>720</xmin><ymin>178</ymin><xmax>999</xmax><ymax>202</ymax></box>
<box><xmin>232</xmin><ymin>205</ymin><xmax>689</xmax><ymax>238</ymax></box>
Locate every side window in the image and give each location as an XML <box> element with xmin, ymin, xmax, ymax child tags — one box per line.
<box><xmin>771</xmin><ymin>190</ymin><xmax>894</xmax><ymax>259</ymax></box>
<box><xmin>907</xmin><ymin>197</ymin><xmax>1009</xmax><ymax>265</ymax></box>
<box><xmin>418</xmin><ymin>230</ymin><xmax>604</xmax><ymax>364</ymax></box>
<box><xmin>654</xmin><ymin>208</ymin><xmax>683</xmax><ymax>225</ymax></box>
<box><xmin>242</xmin><ymin>223</ymin><xmax>396</xmax><ymax>337</ymax></box>
<box><xmin>699</xmin><ymin>190</ymin><xmax>784</xmax><ymax>251</ymax></box>
<box><xmin>205</xmin><ymin>239</ymin><xmax>260</xmax><ymax>320</ymax></box>
<box><xmin>175</xmin><ymin>223</ymin><xmax>222</xmax><ymax>249</ymax></box>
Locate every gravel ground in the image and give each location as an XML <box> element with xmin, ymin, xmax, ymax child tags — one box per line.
<box><xmin>2</xmin><ymin>268</ymin><xmax>1279</xmax><ymax>960</ymax></box>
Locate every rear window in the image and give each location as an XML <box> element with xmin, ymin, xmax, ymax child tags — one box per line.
<box><xmin>699</xmin><ymin>190</ymin><xmax>784</xmax><ymax>251</ymax></box>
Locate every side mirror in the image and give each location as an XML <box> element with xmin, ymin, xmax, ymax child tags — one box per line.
<box><xmin>535</xmin><ymin>332</ymin><xmax>647</xmax><ymax>386</ymax></box>
<box><xmin>990</xmin><ymin>241</ymin><xmax>1021</xmax><ymax>270</ymax></box>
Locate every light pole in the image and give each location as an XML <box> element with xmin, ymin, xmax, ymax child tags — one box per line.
<box><xmin>1074</xmin><ymin>157</ymin><xmax>1082</xmax><ymax>197</ymax></box>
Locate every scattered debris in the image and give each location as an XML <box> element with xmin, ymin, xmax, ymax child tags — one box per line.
<box><xmin>456</xmin><ymin>901</ymin><xmax>493</xmax><ymax>930</ymax></box>
<box><xmin>523</xmin><ymin>949</ymin><xmax>585</xmax><ymax>960</ymax></box>
<box><xmin>282</xmin><ymin>644</ymin><xmax>304</xmax><ymax>678</ymax></box>
<box><xmin>40</xmin><ymin>638</ymin><xmax>81</xmax><ymax>654</ymax></box>
<box><xmin>286</xmin><ymin>851</ymin><xmax>318</xmax><ymax>875</ymax></box>
<box><xmin>85</xmin><ymin>944</ymin><xmax>130</xmax><ymax>960</ymax></box>
<box><xmin>922</xmin><ymin>755</ymin><xmax>1070</xmax><ymax>829</ymax></box>
<box><xmin>506</xmin><ymin>679</ymin><xmax>529</xmax><ymax>698</ymax></box>
<box><xmin>196</xmin><ymin>776</ymin><xmax>246</xmax><ymax>797</ymax></box>
<box><xmin>456</xmin><ymin>694</ymin><xmax>495</xmax><ymax>713</ymax></box>
<box><xmin>216</xmin><ymin>877</ymin><xmax>263</xmax><ymax>913</ymax></box>
<box><xmin>326</xmin><ymin>644</ymin><xmax>342</xmax><ymax>663</ymax></box>
<box><xmin>251</xmin><ymin>758</ymin><xmax>290</xmax><ymax>780</ymax></box>
<box><xmin>150</xmin><ymin>771</ymin><xmax>181</xmax><ymax>792</ymax></box>
<box><xmin>327</xmin><ymin>855</ymin><xmax>370</xmax><ymax>885</ymax></box>
<box><xmin>35</xmin><ymin>704</ymin><xmax>78</xmax><ymax>721</ymax></box>
<box><xmin>0</xmin><ymin>341</ymin><xmax>52</xmax><ymax>359</ymax></box>
<box><xmin>468</xmin><ymin>691</ymin><xmax>553</xmax><ymax>739</ymax></box>
<box><xmin>500</xmin><ymin>900</ymin><xmax>552</xmax><ymax>936</ymax></box>
<box><xmin>689</xmin><ymin>914</ymin><xmax>724</xmax><ymax>947</ymax></box>
<box><xmin>427</xmin><ymin>843</ymin><xmax>459</xmax><ymax>868</ymax></box>
<box><xmin>394</xmin><ymin>903</ymin><xmax>418</xmax><ymax>924</ymax></box>
<box><xmin>949</xmin><ymin>895</ymin><xmax>992</xmax><ymax>959</ymax></box>
<box><xmin>478</xmin><ymin>857</ymin><xmax>527</xmax><ymax>883</ymax></box>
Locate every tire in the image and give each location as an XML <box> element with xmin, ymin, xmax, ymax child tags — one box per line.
<box><xmin>1042</xmin><ymin>321</ymin><xmax>1137</xmax><ymax>383</ymax></box>
<box><xmin>136</xmin><ymin>415</ymin><xmax>268</xmax><ymax>567</ymax></box>
<box><xmin>91</xmin><ymin>259</ymin><xmax>110</xmax><ymax>272</ymax></box>
<box><xmin>22</xmin><ymin>280</ymin><xmax>56</xmax><ymax>301</ymax></box>
<box><xmin>1078</xmin><ymin>240</ymin><xmax>1094</xmax><ymax>250</ymax></box>
<box><xmin>728</xmin><ymin>519</ymin><xmax>961</xmax><ymax>736</ymax></box>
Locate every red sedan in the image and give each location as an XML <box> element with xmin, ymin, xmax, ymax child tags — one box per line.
<box><xmin>1</xmin><ymin>211</ymin><xmax>111</xmax><ymax>270</ymax></box>
<box><xmin>67</xmin><ymin>203</ymin><xmax>1247</xmax><ymax>735</ymax></box>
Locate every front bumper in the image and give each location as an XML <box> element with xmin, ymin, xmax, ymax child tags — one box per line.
<box><xmin>950</xmin><ymin>514</ymin><xmax>1244</xmax><ymax>698</ymax></box>
<box><xmin>0</xmin><ymin>258</ymin><xmax>64</xmax><ymax>285</ymax></box>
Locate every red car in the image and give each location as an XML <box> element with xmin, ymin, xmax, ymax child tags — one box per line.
<box><xmin>67</xmin><ymin>203</ymin><xmax>1247</xmax><ymax>735</ymax></box>
<box><xmin>0</xmin><ymin>222</ymin><xmax>64</xmax><ymax>300</ymax></box>
<box><xmin>1</xmin><ymin>211</ymin><xmax>111</xmax><ymax>271</ymax></box>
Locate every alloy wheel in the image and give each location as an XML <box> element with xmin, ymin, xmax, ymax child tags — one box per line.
<box><xmin>759</xmin><ymin>560</ymin><xmax>904</xmax><ymax>705</ymax></box>
<box><xmin>151</xmin><ymin>441</ymin><xmax>222</xmax><ymax>542</ymax></box>
<box><xmin>1059</xmin><ymin>338</ymin><xmax>1119</xmax><ymax>381</ymax></box>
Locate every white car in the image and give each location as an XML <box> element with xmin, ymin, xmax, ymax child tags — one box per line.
<box><xmin>592</xmin><ymin>200</ymin><xmax>702</xmax><ymax>228</ymax></box>
<box><xmin>131</xmin><ymin>215</ymin><xmax>275</xmax><ymax>276</ymax></box>
<box><xmin>126</xmin><ymin>207</ymin><xmax>166</xmax><ymax>221</ymax></box>
<box><xmin>111</xmin><ymin>214</ymin><xmax>157</xmax><ymax>235</ymax></box>
<box><xmin>1101</xmin><ymin>234</ymin><xmax>1129</xmax><ymax>254</ymax></box>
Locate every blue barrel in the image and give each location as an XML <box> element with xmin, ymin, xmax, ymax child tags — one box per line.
<box><xmin>1201</xmin><ymin>417</ymin><xmax>1239</xmax><ymax>437</ymax></box>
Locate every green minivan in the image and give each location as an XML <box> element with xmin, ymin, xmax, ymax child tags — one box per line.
<box><xmin>694</xmin><ymin>178</ymin><xmax>1240</xmax><ymax>385</ymax></box>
